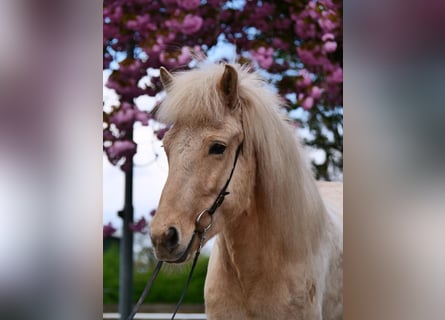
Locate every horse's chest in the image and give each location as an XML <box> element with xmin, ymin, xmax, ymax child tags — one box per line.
<box><xmin>205</xmin><ymin>268</ymin><xmax>318</xmax><ymax>319</ymax></box>
<box><xmin>205</xmin><ymin>286</ymin><xmax>287</xmax><ymax>319</ymax></box>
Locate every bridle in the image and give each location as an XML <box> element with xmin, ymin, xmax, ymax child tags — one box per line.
<box><xmin>126</xmin><ymin>141</ymin><xmax>244</xmax><ymax>320</ymax></box>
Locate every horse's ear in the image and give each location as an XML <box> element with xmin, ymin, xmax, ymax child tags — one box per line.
<box><xmin>160</xmin><ymin>66</ymin><xmax>173</xmax><ymax>90</ymax></box>
<box><xmin>220</xmin><ymin>64</ymin><xmax>239</xmax><ymax>109</ymax></box>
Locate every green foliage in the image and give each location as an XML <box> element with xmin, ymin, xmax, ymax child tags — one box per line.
<box><xmin>103</xmin><ymin>243</ymin><xmax>120</xmax><ymax>304</ymax></box>
<box><xmin>103</xmin><ymin>243</ymin><xmax>208</xmax><ymax>304</ymax></box>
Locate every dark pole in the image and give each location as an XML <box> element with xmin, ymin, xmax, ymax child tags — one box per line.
<box><xmin>119</xmin><ymin>40</ymin><xmax>135</xmax><ymax>320</ymax></box>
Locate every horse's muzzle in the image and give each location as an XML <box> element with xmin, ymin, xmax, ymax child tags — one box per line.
<box><xmin>151</xmin><ymin>227</ymin><xmax>196</xmax><ymax>263</ymax></box>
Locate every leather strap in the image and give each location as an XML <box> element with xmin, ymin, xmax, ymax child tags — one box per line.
<box><xmin>208</xmin><ymin>141</ymin><xmax>243</xmax><ymax>215</ymax></box>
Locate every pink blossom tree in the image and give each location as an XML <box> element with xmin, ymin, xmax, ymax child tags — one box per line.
<box><xmin>104</xmin><ymin>0</ymin><xmax>343</xmax><ymax>179</ymax></box>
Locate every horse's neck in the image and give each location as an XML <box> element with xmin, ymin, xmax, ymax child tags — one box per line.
<box><xmin>218</xmin><ymin>204</ymin><xmax>279</xmax><ymax>294</ymax></box>
<box><xmin>219</xmin><ymin>177</ymin><xmax>327</xmax><ymax>290</ymax></box>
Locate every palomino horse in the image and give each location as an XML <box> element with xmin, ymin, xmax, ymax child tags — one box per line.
<box><xmin>150</xmin><ymin>63</ymin><xmax>343</xmax><ymax>320</ymax></box>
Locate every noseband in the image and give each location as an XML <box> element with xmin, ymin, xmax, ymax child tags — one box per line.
<box><xmin>127</xmin><ymin>141</ymin><xmax>244</xmax><ymax>320</ymax></box>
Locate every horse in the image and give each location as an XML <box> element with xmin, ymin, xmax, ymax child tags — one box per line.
<box><xmin>149</xmin><ymin>63</ymin><xmax>343</xmax><ymax>320</ymax></box>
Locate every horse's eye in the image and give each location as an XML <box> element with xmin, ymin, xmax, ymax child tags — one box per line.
<box><xmin>209</xmin><ymin>143</ymin><xmax>226</xmax><ymax>155</ymax></box>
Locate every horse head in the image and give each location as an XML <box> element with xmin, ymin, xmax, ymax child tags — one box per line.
<box><xmin>150</xmin><ymin>65</ymin><xmax>255</xmax><ymax>263</ymax></box>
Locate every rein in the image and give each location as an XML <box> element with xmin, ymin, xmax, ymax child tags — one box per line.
<box><xmin>126</xmin><ymin>141</ymin><xmax>243</xmax><ymax>320</ymax></box>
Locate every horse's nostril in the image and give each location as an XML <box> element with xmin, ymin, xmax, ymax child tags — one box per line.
<box><xmin>165</xmin><ymin>226</ymin><xmax>179</xmax><ymax>251</ymax></box>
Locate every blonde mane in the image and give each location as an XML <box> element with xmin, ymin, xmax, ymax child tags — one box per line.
<box><xmin>158</xmin><ymin>63</ymin><xmax>327</xmax><ymax>258</ymax></box>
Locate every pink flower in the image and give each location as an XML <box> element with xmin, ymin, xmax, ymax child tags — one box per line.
<box><xmin>177</xmin><ymin>46</ymin><xmax>193</xmax><ymax>65</ymax></box>
<box><xmin>274</xmin><ymin>19</ymin><xmax>291</xmax><ymax>30</ymax></box>
<box><xmin>165</xmin><ymin>19</ymin><xmax>181</xmax><ymax>30</ymax></box>
<box><xmin>323</xmin><ymin>41</ymin><xmax>337</xmax><ymax>53</ymax></box>
<box><xmin>126</xmin><ymin>20</ymin><xmax>139</xmax><ymax>30</ymax></box>
<box><xmin>107</xmin><ymin>140</ymin><xmax>137</xmax><ymax>162</ymax></box>
<box><xmin>322</xmin><ymin>33</ymin><xmax>335</xmax><ymax>42</ymax></box>
<box><xmin>297</xmin><ymin>47</ymin><xmax>317</xmax><ymax>66</ymax></box>
<box><xmin>327</xmin><ymin>67</ymin><xmax>343</xmax><ymax>84</ymax></box>
<box><xmin>129</xmin><ymin>217</ymin><xmax>148</xmax><ymax>234</ymax></box>
<box><xmin>109</xmin><ymin>103</ymin><xmax>151</xmax><ymax>129</ymax></box>
<box><xmin>251</xmin><ymin>47</ymin><xmax>274</xmax><ymax>69</ymax></box>
<box><xmin>256</xmin><ymin>2</ymin><xmax>275</xmax><ymax>16</ymax></box>
<box><xmin>103</xmin><ymin>222</ymin><xmax>116</xmax><ymax>238</ymax></box>
<box><xmin>134</xmin><ymin>110</ymin><xmax>150</xmax><ymax>125</ymax></box>
<box><xmin>177</xmin><ymin>0</ymin><xmax>201</xmax><ymax>10</ymax></box>
<box><xmin>160</xmin><ymin>51</ymin><xmax>176</xmax><ymax>66</ymax></box>
<box><xmin>272</xmin><ymin>38</ymin><xmax>289</xmax><ymax>50</ymax></box>
<box><xmin>319</xmin><ymin>18</ymin><xmax>337</xmax><ymax>32</ymax></box>
<box><xmin>258</xmin><ymin>56</ymin><xmax>273</xmax><ymax>69</ymax></box>
<box><xmin>110</xmin><ymin>107</ymin><xmax>135</xmax><ymax>128</ymax></box>
<box><xmin>298</xmin><ymin>93</ymin><xmax>305</xmax><ymax>101</ymax></box>
<box><xmin>155</xmin><ymin>126</ymin><xmax>170</xmax><ymax>140</ymax></box>
<box><xmin>113</xmin><ymin>7</ymin><xmax>122</xmax><ymax>20</ymax></box>
<box><xmin>125</xmin><ymin>15</ymin><xmax>151</xmax><ymax>31</ymax></box>
<box><xmin>103</xmin><ymin>130</ymin><xmax>114</xmax><ymax>141</ymax></box>
<box><xmin>294</xmin><ymin>18</ymin><xmax>317</xmax><ymax>39</ymax></box>
<box><xmin>302</xmin><ymin>96</ymin><xmax>314</xmax><ymax>110</ymax></box>
<box><xmin>300</xmin><ymin>69</ymin><xmax>312</xmax><ymax>87</ymax></box>
<box><xmin>308</xmin><ymin>8</ymin><xmax>319</xmax><ymax>20</ymax></box>
<box><xmin>181</xmin><ymin>15</ymin><xmax>203</xmax><ymax>35</ymax></box>
<box><xmin>311</xmin><ymin>86</ymin><xmax>323</xmax><ymax>99</ymax></box>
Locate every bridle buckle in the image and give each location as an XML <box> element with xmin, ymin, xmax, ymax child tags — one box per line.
<box><xmin>195</xmin><ymin>208</ymin><xmax>213</xmax><ymax>234</ymax></box>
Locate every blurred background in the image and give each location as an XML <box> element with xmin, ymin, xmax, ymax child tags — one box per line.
<box><xmin>0</xmin><ymin>0</ymin><xmax>444</xmax><ymax>319</ymax></box>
